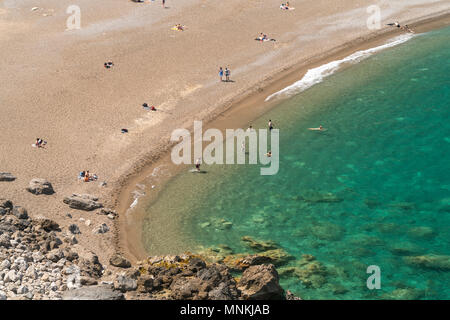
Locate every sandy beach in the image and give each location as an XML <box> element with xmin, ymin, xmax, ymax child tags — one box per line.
<box><xmin>1</xmin><ymin>0</ymin><xmax>450</xmax><ymax>268</ymax></box>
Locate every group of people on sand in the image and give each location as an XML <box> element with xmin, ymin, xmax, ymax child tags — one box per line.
<box><xmin>34</xmin><ymin>138</ymin><xmax>47</xmax><ymax>148</ymax></box>
<box><xmin>391</xmin><ymin>21</ymin><xmax>414</xmax><ymax>33</ymax></box>
<box><xmin>174</xmin><ymin>24</ymin><xmax>184</xmax><ymax>31</ymax></box>
<box><xmin>79</xmin><ymin>170</ymin><xmax>98</xmax><ymax>182</ymax></box>
<box><xmin>142</xmin><ymin>103</ymin><xmax>157</xmax><ymax>111</ymax></box>
<box><xmin>280</xmin><ymin>2</ymin><xmax>291</xmax><ymax>10</ymax></box>
<box><xmin>218</xmin><ymin>67</ymin><xmax>231</xmax><ymax>82</ymax></box>
<box><xmin>104</xmin><ymin>61</ymin><xmax>114</xmax><ymax>69</ymax></box>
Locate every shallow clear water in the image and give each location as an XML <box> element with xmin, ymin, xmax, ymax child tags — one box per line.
<box><xmin>142</xmin><ymin>26</ymin><xmax>450</xmax><ymax>299</ymax></box>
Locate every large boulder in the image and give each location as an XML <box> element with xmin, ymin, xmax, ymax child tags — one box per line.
<box><xmin>63</xmin><ymin>194</ymin><xmax>102</xmax><ymax>211</ymax></box>
<box><xmin>26</xmin><ymin>178</ymin><xmax>55</xmax><ymax>195</ymax></box>
<box><xmin>237</xmin><ymin>264</ymin><xmax>284</xmax><ymax>300</ymax></box>
<box><xmin>0</xmin><ymin>173</ymin><xmax>16</xmax><ymax>182</ymax></box>
<box><xmin>114</xmin><ymin>274</ymin><xmax>138</xmax><ymax>292</ymax></box>
<box><xmin>109</xmin><ymin>254</ymin><xmax>131</xmax><ymax>268</ymax></box>
<box><xmin>62</xmin><ymin>285</ymin><xmax>124</xmax><ymax>300</ymax></box>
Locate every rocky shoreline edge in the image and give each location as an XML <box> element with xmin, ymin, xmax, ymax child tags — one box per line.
<box><xmin>0</xmin><ymin>198</ymin><xmax>301</xmax><ymax>300</ymax></box>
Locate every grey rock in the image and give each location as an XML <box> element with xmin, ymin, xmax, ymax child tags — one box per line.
<box><xmin>0</xmin><ymin>173</ymin><xmax>16</xmax><ymax>182</ymax></box>
<box><xmin>26</xmin><ymin>178</ymin><xmax>55</xmax><ymax>195</ymax></box>
<box><xmin>109</xmin><ymin>254</ymin><xmax>131</xmax><ymax>268</ymax></box>
<box><xmin>62</xmin><ymin>285</ymin><xmax>124</xmax><ymax>300</ymax></box>
<box><xmin>93</xmin><ymin>223</ymin><xmax>109</xmax><ymax>234</ymax></box>
<box><xmin>114</xmin><ymin>274</ymin><xmax>137</xmax><ymax>292</ymax></box>
<box><xmin>63</xmin><ymin>194</ymin><xmax>103</xmax><ymax>211</ymax></box>
<box><xmin>68</xmin><ymin>224</ymin><xmax>81</xmax><ymax>235</ymax></box>
<box><xmin>12</xmin><ymin>207</ymin><xmax>28</xmax><ymax>220</ymax></box>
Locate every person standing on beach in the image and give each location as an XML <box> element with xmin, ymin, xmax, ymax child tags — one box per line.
<box><xmin>219</xmin><ymin>67</ymin><xmax>224</xmax><ymax>82</ymax></box>
<box><xmin>225</xmin><ymin>67</ymin><xmax>230</xmax><ymax>82</ymax></box>
<box><xmin>268</xmin><ymin>120</ymin><xmax>274</xmax><ymax>131</ymax></box>
<box><xmin>162</xmin><ymin>0</ymin><xmax>165</xmax><ymax>8</ymax></box>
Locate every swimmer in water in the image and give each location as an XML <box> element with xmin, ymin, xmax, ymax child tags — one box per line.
<box><xmin>266</xmin><ymin>151</ymin><xmax>272</xmax><ymax>157</ymax></box>
<box><xmin>308</xmin><ymin>125</ymin><xmax>325</xmax><ymax>131</ymax></box>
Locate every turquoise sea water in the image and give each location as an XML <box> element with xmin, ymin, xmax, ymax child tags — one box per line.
<box><xmin>142</xmin><ymin>27</ymin><xmax>450</xmax><ymax>299</ymax></box>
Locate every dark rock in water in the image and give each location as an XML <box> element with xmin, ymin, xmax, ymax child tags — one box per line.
<box><xmin>12</xmin><ymin>206</ymin><xmax>28</xmax><ymax>220</ymax></box>
<box><xmin>110</xmin><ymin>254</ymin><xmax>131</xmax><ymax>268</ymax></box>
<box><xmin>296</xmin><ymin>190</ymin><xmax>343</xmax><ymax>203</ymax></box>
<box><xmin>389</xmin><ymin>242</ymin><xmax>423</xmax><ymax>256</ymax></box>
<box><xmin>403</xmin><ymin>254</ymin><xmax>450</xmax><ymax>271</ymax></box>
<box><xmin>407</xmin><ymin>226</ymin><xmax>436</xmax><ymax>240</ymax></box>
<box><xmin>39</xmin><ymin>219</ymin><xmax>60</xmax><ymax>232</ymax></box>
<box><xmin>0</xmin><ymin>173</ymin><xmax>16</xmax><ymax>182</ymax></box>
<box><xmin>381</xmin><ymin>288</ymin><xmax>425</xmax><ymax>300</ymax></box>
<box><xmin>63</xmin><ymin>194</ymin><xmax>103</xmax><ymax>211</ymax></box>
<box><xmin>62</xmin><ymin>286</ymin><xmax>124</xmax><ymax>300</ymax></box>
<box><xmin>237</xmin><ymin>264</ymin><xmax>284</xmax><ymax>300</ymax></box>
<box><xmin>26</xmin><ymin>178</ymin><xmax>55</xmax><ymax>195</ymax></box>
<box><xmin>241</xmin><ymin>236</ymin><xmax>280</xmax><ymax>252</ymax></box>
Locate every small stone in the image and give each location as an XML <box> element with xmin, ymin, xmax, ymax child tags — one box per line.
<box><xmin>68</xmin><ymin>224</ymin><xmax>81</xmax><ymax>234</ymax></box>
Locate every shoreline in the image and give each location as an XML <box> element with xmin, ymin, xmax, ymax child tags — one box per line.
<box><xmin>114</xmin><ymin>11</ymin><xmax>450</xmax><ymax>262</ymax></box>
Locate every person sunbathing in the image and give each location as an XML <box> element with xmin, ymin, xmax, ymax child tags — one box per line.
<box><xmin>175</xmin><ymin>24</ymin><xmax>184</xmax><ymax>31</ymax></box>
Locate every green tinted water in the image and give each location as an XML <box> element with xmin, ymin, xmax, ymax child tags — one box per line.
<box><xmin>142</xmin><ymin>27</ymin><xmax>450</xmax><ymax>299</ymax></box>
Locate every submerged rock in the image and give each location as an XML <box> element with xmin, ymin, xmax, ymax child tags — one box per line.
<box><xmin>407</xmin><ymin>226</ymin><xmax>436</xmax><ymax>240</ymax></box>
<box><xmin>404</xmin><ymin>254</ymin><xmax>450</xmax><ymax>271</ymax></box>
<box><xmin>296</xmin><ymin>190</ymin><xmax>343</xmax><ymax>203</ymax></box>
<box><xmin>381</xmin><ymin>288</ymin><xmax>425</xmax><ymax>300</ymax></box>
<box><xmin>311</xmin><ymin>224</ymin><xmax>345</xmax><ymax>241</ymax></box>
<box><xmin>389</xmin><ymin>242</ymin><xmax>424</xmax><ymax>256</ymax></box>
<box><xmin>241</xmin><ymin>236</ymin><xmax>279</xmax><ymax>252</ymax></box>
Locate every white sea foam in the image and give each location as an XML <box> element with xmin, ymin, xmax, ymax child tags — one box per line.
<box><xmin>265</xmin><ymin>34</ymin><xmax>415</xmax><ymax>102</ymax></box>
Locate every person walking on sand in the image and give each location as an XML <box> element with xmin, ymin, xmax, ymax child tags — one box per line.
<box><xmin>195</xmin><ymin>158</ymin><xmax>201</xmax><ymax>172</ymax></box>
<box><xmin>225</xmin><ymin>67</ymin><xmax>230</xmax><ymax>82</ymax></box>
<box><xmin>219</xmin><ymin>67</ymin><xmax>224</xmax><ymax>82</ymax></box>
<box><xmin>162</xmin><ymin>0</ymin><xmax>165</xmax><ymax>8</ymax></box>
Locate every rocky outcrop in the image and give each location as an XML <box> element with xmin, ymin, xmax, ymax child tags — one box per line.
<box><xmin>62</xmin><ymin>285</ymin><xmax>124</xmax><ymax>300</ymax></box>
<box><xmin>63</xmin><ymin>194</ymin><xmax>103</xmax><ymax>211</ymax></box>
<box><xmin>0</xmin><ymin>199</ymin><xmax>105</xmax><ymax>300</ymax></box>
<box><xmin>237</xmin><ymin>264</ymin><xmax>284</xmax><ymax>300</ymax></box>
<box><xmin>26</xmin><ymin>179</ymin><xmax>55</xmax><ymax>195</ymax></box>
<box><xmin>0</xmin><ymin>173</ymin><xmax>16</xmax><ymax>182</ymax></box>
<box><xmin>1</xmin><ymin>200</ymin><xmax>292</xmax><ymax>300</ymax></box>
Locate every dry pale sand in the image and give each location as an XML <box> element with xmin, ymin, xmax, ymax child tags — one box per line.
<box><xmin>1</xmin><ymin>0</ymin><xmax>450</xmax><ymax>265</ymax></box>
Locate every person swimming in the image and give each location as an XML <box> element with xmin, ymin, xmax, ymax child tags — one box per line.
<box><xmin>308</xmin><ymin>125</ymin><xmax>325</xmax><ymax>131</ymax></box>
